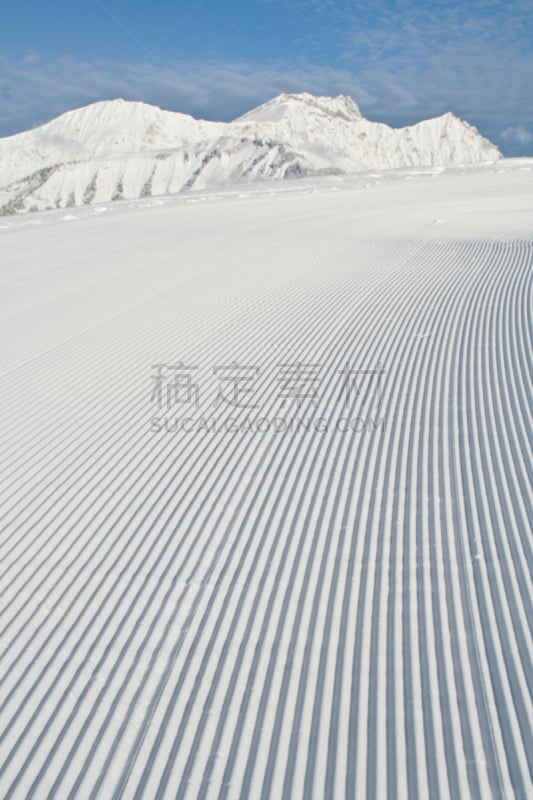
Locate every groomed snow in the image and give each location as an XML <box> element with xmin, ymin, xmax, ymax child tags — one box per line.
<box><xmin>0</xmin><ymin>161</ymin><xmax>532</xmax><ymax>799</ymax></box>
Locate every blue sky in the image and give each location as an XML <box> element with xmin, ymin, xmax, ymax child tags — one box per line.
<box><xmin>1</xmin><ymin>0</ymin><xmax>532</xmax><ymax>154</ymax></box>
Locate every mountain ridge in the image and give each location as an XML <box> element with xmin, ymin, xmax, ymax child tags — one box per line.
<box><xmin>0</xmin><ymin>93</ymin><xmax>501</xmax><ymax>215</ymax></box>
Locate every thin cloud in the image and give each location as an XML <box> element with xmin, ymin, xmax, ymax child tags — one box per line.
<box><xmin>501</xmin><ymin>126</ymin><xmax>532</xmax><ymax>145</ymax></box>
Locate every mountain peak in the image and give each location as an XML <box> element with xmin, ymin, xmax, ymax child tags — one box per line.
<box><xmin>235</xmin><ymin>92</ymin><xmax>362</xmax><ymax>124</ymax></box>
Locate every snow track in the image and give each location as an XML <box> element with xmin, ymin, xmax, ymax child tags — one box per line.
<box><xmin>0</xmin><ymin>173</ymin><xmax>532</xmax><ymax>799</ymax></box>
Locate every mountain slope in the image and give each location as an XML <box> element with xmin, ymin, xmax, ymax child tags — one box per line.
<box><xmin>0</xmin><ymin>93</ymin><xmax>501</xmax><ymax>214</ymax></box>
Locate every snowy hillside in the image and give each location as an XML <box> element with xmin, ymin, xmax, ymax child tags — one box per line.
<box><xmin>0</xmin><ymin>93</ymin><xmax>501</xmax><ymax>214</ymax></box>
<box><xmin>0</xmin><ymin>162</ymin><xmax>532</xmax><ymax>799</ymax></box>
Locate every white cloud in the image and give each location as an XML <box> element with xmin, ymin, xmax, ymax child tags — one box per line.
<box><xmin>501</xmin><ymin>126</ymin><xmax>532</xmax><ymax>144</ymax></box>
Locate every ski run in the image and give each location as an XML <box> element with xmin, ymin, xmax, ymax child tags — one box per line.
<box><xmin>0</xmin><ymin>160</ymin><xmax>532</xmax><ymax>799</ymax></box>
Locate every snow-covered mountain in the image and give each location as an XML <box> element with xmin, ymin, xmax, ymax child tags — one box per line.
<box><xmin>0</xmin><ymin>92</ymin><xmax>501</xmax><ymax>214</ymax></box>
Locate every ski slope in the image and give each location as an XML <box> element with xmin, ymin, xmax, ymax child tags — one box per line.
<box><xmin>0</xmin><ymin>161</ymin><xmax>532</xmax><ymax>799</ymax></box>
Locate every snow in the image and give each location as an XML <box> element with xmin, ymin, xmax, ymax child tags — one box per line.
<box><xmin>0</xmin><ymin>161</ymin><xmax>532</xmax><ymax>799</ymax></box>
<box><xmin>235</xmin><ymin>92</ymin><xmax>363</xmax><ymax>123</ymax></box>
<box><xmin>0</xmin><ymin>93</ymin><xmax>501</xmax><ymax>215</ymax></box>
